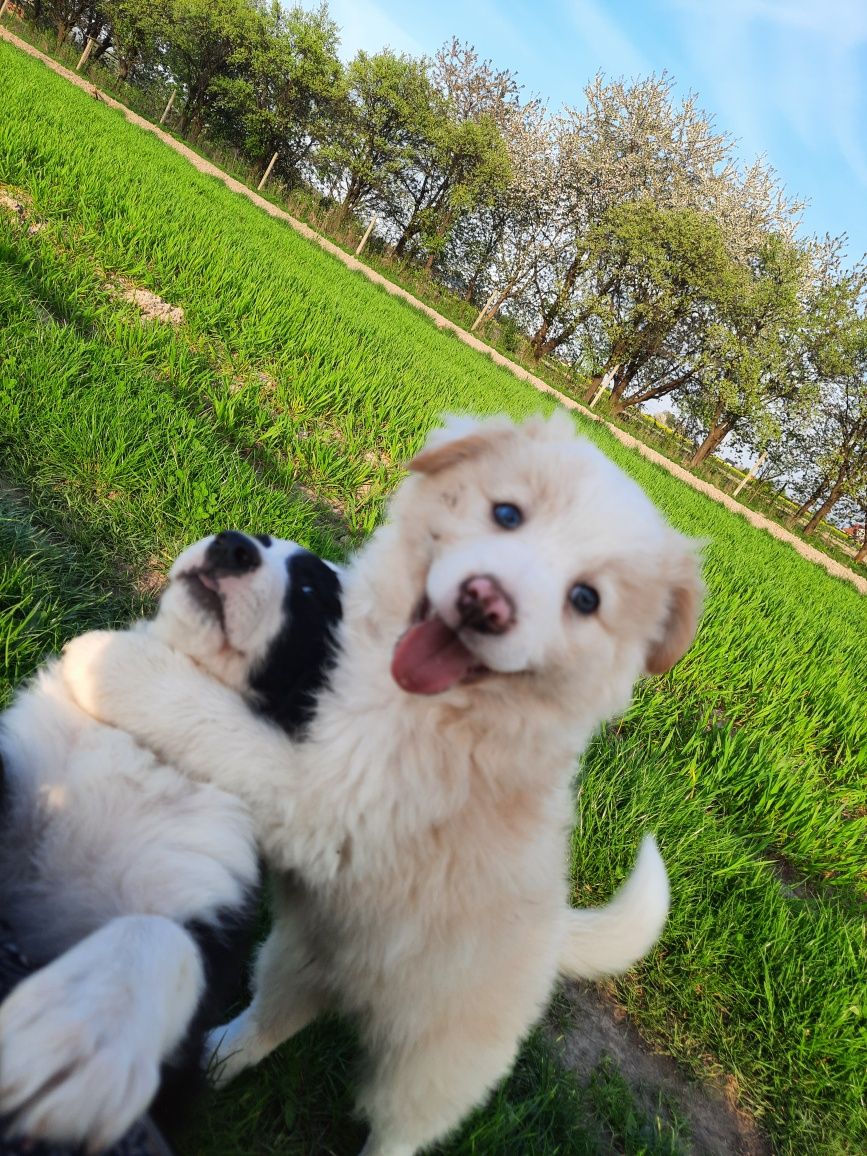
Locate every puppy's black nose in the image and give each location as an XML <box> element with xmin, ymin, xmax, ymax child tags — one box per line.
<box><xmin>205</xmin><ymin>531</ymin><xmax>261</xmax><ymax>575</ymax></box>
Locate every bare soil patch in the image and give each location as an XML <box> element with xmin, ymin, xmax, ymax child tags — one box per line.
<box><xmin>549</xmin><ymin>983</ymin><xmax>770</xmax><ymax>1156</ymax></box>
<box><xmin>109</xmin><ymin>276</ymin><xmax>185</xmax><ymax>326</ymax></box>
<box><xmin>1</xmin><ymin>182</ymin><xmax>44</xmax><ymax>234</ymax></box>
<box><xmin>116</xmin><ymin>555</ymin><xmax>169</xmax><ymax>600</ymax></box>
<box><xmin>0</xmin><ymin>187</ymin><xmax>26</xmax><ymax>218</ymax></box>
<box><xmin>2</xmin><ymin>182</ymin><xmax>180</xmax><ymax>325</ymax></box>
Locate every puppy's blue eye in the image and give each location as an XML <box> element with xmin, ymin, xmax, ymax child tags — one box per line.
<box><xmin>492</xmin><ymin>503</ymin><xmax>522</xmax><ymax>530</ymax></box>
<box><xmin>569</xmin><ymin>583</ymin><xmax>600</xmax><ymax>615</ymax></box>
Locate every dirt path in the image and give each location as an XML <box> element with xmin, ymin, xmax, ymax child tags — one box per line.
<box><xmin>550</xmin><ymin>983</ymin><xmax>770</xmax><ymax>1155</ymax></box>
<box><xmin>3</xmin><ymin>26</ymin><xmax>863</xmax><ymax>599</ymax></box>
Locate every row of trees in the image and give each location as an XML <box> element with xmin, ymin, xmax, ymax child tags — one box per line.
<box><xmin>18</xmin><ymin>0</ymin><xmax>867</xmax><ymax>545</ymax></box>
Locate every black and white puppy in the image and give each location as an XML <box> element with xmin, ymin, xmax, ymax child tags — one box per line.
<box><xmin>0</xmin><ymin>533</ymin><xmax>341</xmax><ymax>1151</ymax></box>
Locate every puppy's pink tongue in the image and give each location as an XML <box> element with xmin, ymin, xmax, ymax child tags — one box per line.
<box><xmin>391</xmin><ymin>616</ymin><xmax>476</xmax><ymax>695</ymax></box>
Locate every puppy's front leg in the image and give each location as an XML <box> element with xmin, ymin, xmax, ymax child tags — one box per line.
<box><xmin>0</xmin><ymin>915</ymin><xmax>202</xmax><ymax>1151</ymax></box>
<box><xmin>62</xmin><ymin>631</ymin><xmax>299</xmax><ymax>867</ymax></box>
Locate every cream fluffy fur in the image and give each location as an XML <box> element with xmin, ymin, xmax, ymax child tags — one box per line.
<box><xmin>63</xmin><ymin>411</ymin><xmax>703</xmax><ymax>1156</ymax></box>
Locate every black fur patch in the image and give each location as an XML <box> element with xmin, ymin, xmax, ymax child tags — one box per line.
<box><xmin>151</xmin><ymin>880</ymin><xmax>261</xmax><ymax>1135</ymax></box>
<box><xmin>254</xmin><ymin>534</ymin><xmax>272</xmax><ymax>548</ymax></box>
<box><xmin>248</xmin><ymin>552</ymin><xmax>342</xmax><ymax>736</ymax></box>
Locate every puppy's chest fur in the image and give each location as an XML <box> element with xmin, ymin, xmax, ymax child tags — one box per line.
<box><xmin>293</xmin><ymin>715</ymin><xmax>573</xmax><ymax>929</ymax></box>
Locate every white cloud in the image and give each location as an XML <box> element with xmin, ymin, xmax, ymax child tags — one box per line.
<box><xmin>562</xmin><ymin>0</ymin><xmax>650</xmax><ymax>83</ymax></box>
<box><xmin>726</xmin><ymin>0</ymin><xmax>867</xmax><ymax>41</ymax></box>
<box><xmin>324</xmin><ymin>0</ymin><xmax>426</xmax><ymax>62</ymax></box>
<box><xmin>667</xmin><ymin>0</ymin><xmax>867</xmax><ymax>194</ymax></box>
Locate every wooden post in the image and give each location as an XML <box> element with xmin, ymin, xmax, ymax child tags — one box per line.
<box><xmin>470</xmin><ymin>287</ymin><xmax>499</xmax><ymax>332</ymax></box>
<box><xmin>355</xmin><ymin>214</ymin><xmax>378</xmax><ymax>257</ymax></box>
<box><xmin>0</xmin><ymin>2</ymin><xmax>10</xmax><ymax>20</ymax></box>
<box><xmin>76</xmin><ymin>37</ymin><xmax>96</xmax><ymax>72</ymax></box>
<box><xmin>257</xmin><ymin>152</ymin><xmax>279</xmax><ymax>192</ymax></box>
<box><xmin>159</xmin><ymin>89</ymin><xmax>176</xmax><ymax>126</ymax></box>
<box><xmin>589</xmin><ymin>365</ymin><xmax>618</xmax><ymax>408</ymax></box>
<box><xmin>732</xmin><ymin>450</ymin><xmax>767</xmax><ymax>497</ymax></box>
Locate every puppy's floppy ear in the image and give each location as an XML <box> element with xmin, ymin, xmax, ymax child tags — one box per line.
<box><xmin>645</xmin><ymin>548</ymin><xmax>704</xmax><ymax>675</ymax></box>
<box><xmin>407</xmin><ymin>414</ymin><xmax>511</xmax><ymax>476</ymax></box>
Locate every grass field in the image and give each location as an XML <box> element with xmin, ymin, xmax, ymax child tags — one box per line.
<box><xmin>1</xmin><ymin>41</ymin><xmax>866</xmax><ymax>1155</ymax></box>
<box><xmin>6</xmin><ymin>15</ymin><xmax>863</xmax><ymax>589</ymax></box>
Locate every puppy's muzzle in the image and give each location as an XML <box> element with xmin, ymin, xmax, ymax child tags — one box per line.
<box><xmin>457</xmin><ymin>575</ymin><xmax>515</xmax><ymax>635</ymax></box>
<box><xmin>204</xmin><ymin>531</ymin><xmax>261</xmax><ymax>577</ymax></box>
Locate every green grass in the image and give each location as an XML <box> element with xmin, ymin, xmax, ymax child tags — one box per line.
<box><xmin>0</xmin><ymin>493</ymin><xmax>137</xmax><ymax>707</ymax></box>
<box><xmin>6</xmin><ymin>8</ymin><xmax>864</xmax><ymax>586</ymax></box>
<box><xmin>1</xmin><ymin>40</ymin><xmax>866</xmax><ymax>1155</ymax></box>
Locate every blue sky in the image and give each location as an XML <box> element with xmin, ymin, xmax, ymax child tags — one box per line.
<box><xmin>319</xmin><ymin>0</ymin><xmax>867</xmax><ymax>265</ymax></box>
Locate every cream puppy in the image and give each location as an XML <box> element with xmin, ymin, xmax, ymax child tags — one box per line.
<box><xmin>62</xmin><ymin>412</ymin><xmax>702</xmax><ymax>1156</ymax></box>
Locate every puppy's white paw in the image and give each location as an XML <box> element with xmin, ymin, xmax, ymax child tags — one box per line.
<box><xmin>0</xmin><ymin>916</ymin><xmax>202</xmax><ymax>1150</ymax></box>
<box><xmin>61</xmin><ymin>630</ymin><xmax>167</xmax><ymax>724</ymax></box>
<box><xmin>357</xmin><ymin>1135</ymin><xmax>415</xmax><ymax>1156</ymax></box>
<box><xmin>0</xmin><ymin>957</ymin><xmax>159</xmax><ymax>1149</ymax></box>
<box><xmin>61</xmin><ymin>629</ymin><xmax>126</xmax><ymax>719</ymax></box>
<box><xmin>204</xmin><ymin>1013</ymin><xmax>261</xmax><ymax>1088</ymax></box>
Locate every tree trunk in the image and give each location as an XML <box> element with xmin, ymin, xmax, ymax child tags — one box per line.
<box><xmin>689</xmin><ymin>419</ymin><xmax>735</xmax><ymax>467</ymax></box>
<box><xmin>803</xmin><ymin>482</ymin><xmax>845</xmax><ymax>536</ymax></box>
<box><xmin>481</xmin><ymin>277</ymin><xmax>519</xmax><ymax>326</ymax></box>
<box><xmin>464</xmin><ymin>270</ymin><xmax>480</xmax><ymax>302</ymax></box>
<box><xmin>786</xmin><ymin>478</ymin><xmax>827</xmax><ymax>527</ymax></box>
<box><xmin>529</xmin><ymin>256</ymin><xmax>583</xmax><ymax>361</ymax></box>
<box><xmin>340</xmin><ymin>174</ymin><xmax>365</xmax><ymax>218</ymax></box>
<box><xmin>530</xmin><ymin>315</ymin><xmax>580</xmax><ymax>362</ymax></box>
<box><xmin>394</xmin><ymin>206</ymin><xmax>425</xmax><ymax>257</ymax></box>
<box><xmin>609</xmin><ymin>371</ymin><xmax>637</xmax><ymax>415</ymax></box>
<box><xmin>584</xmin><ymin>375</ymin><xmax>603</xmax><ymax>403</ymax></box>
<box><xmin>530</xmin><ymin>318</ymin><xmax>551</xmax><ymax>362</ymax></box>
<box><xmin>610</xmin><ymin>370</ymin><xmax>694</xmax><ymax>415</ymax></box>
<box><xmin>179</xmin><ymin>81</ymin><xmax>208</xmax><ymax>137</ymax></box>
<box><xmin>609</xmin><ymin>378</ymin><xmax>628</xmax><ymax>411</ymax></box>
<box><xmin>464</xmin><ymin>251</ymin><xmax>497</xmax><ymax>302</ymax></box>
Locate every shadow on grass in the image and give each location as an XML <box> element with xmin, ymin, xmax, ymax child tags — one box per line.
<box><xmin>180</xmin><ymin>973</ymin><xmax>688</xmax><ymax>1156</ymax></box>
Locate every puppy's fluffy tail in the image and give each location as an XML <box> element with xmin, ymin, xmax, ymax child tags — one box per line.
<box><xmin>559</xmin><ymin>835</ymin><xmax>670</xmax><ymax>980</ymax></box>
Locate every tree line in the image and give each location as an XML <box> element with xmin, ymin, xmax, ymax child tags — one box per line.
<box><xmin>16</xmin><ymin>0</ymin><xmax>867</xmax><ymax>546</ymax></box>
